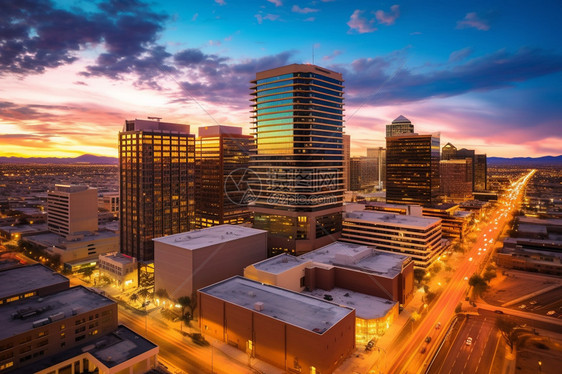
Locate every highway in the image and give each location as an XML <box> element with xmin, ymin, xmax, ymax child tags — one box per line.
<box><xmin>382</xmin><ymin>169</ymin><xmax>536</xmax><ymax>374</ymax></box>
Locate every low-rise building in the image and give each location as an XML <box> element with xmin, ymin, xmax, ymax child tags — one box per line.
<box><xmin>154</xmin><ymin>224</ymin><xmax>267</xmax><ymax>300</ymax></box>
<box><xmin>341</xmin><ymin>211</ymin><xmax>443</xmax><ymax>268</ymax></box>
<box><xmin>98</xmin><ymin>253</ymin><xmax>138</xmax><ymax>290</ymax></box>
<box><xmin>198</xmin><ymin>276</ymin><xmax>355</xmax><ymax>374</ymax></box>
<box><xmin>0</xmin><ymin>264</ymin><xmax>69</xmax><ymax>305</ymax></box>
<box><xmin>98</xmin><ymin>193</ymin><xmax>119</xmax><ymax>218</ymax></box>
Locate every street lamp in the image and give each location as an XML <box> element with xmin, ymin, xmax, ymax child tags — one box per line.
<box><xmin>538</xmin><ymin>360</ymin><xmax>542</xmax><ymax>372</ymax></box>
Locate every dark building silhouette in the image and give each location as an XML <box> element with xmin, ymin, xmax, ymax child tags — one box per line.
<box><xmin>250</xmin><ymin>64</ymin><xmax>344</xmax><ymax>256</ymax></box>
<box><xmin>119</xmin><ymin>119</ymin><xmax>195</xmax><ymax>262</ymax></box>
<box><xmin>386</xmin><ymin>133</ymin><xmax>440</xmax><ymax>206</ymax></box>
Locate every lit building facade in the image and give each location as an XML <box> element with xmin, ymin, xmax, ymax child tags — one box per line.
<box><xmin>349</xmin><ymin>157</ymin><xmax>377</xmax><ymax>191</ymax></box>
<box><xmin>119</xmin><ymin>119</ymin><xmax>195</xmax><ymax>262</ymax></box>
<box><xmin>366</xmin><ymin>147</ymin><xmax>386</xmax><ymax>190</ymax></box>
<box><xmin>440</xmin><ymin>158</ymin><xmax>473</xmax><ymax>200</ymax></box>
<box><xmin>441</xmin><ymin>142</ymin><xmax>457</xmax><ymax>160</ymax></box>
<box><xmin>386</xmin><ymin>133</ymin><xmax>440</xmax><ymax>207</ymax></box>
<box><xmin>343</xmin><ymin>134</ymin><xmax>351</xmax><ymax>191</ymax></box>
<box><xmin>474</xmin><ymin>154</ymin><xmax>488</xmax><ymax>191</ymax></box>
<box><xmin>98</xmin><ymin>252</ymin><xmax>138</xmax><ymax>290</ymax></box>
<box><xmin>47</xmin><ymin>185</ymin><xmax>98</xmax><ymax>237</ymax></box>
<box><xmin>194</xmin><ymin>125</ymin><xmax>253</xmax><ymax>229</ymax></box>
<box><xmin>386</xmin><ymin>115</ymin><xmax>414</xmax><ymax>137</ymax></box>
<box><xmin>250</xmin><ymin>64</ymin><xmax>345</xmax><ymax>256</ymax></box>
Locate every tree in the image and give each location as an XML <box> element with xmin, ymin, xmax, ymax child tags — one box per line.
<box><xmin>82</xmin><ymin>267</ymin><xmax>94</xmax><ymax>280</ymax></box>
<box><xmin>155</xmin><ymin>288</ymin><xmax>169</xmax><ymax>300</ymax></box>
<box><xmin>430</xmin><ymin>262</ymin><xmax>442</xmax><ymax>274</ymax></box>
<box><xmin>468</xmin><ymin>274</ymin><xmax>488</xmax><ymax>296</ymax></box>
<box><xmin>137</xmin><ymin>288</ymin><xmax>151</xmax><ymax>305</ymax></box>
<box><xmin>177</xmin><ymin>296</ymin><xmax>191</xmax><ymax>319</ymax></box>
<box><xmin>496</xmin><ymin>317</ymin><xmax>518</xmax><ymax>353</ymax></box>
<box><xmin>129</xmin><ymin>293</ymin><xmax>139</xmax><ymax>303</ymax></box>
<box><xmin>483</xmin><ymin>269</ymin><xmax>497</xmax><ymax>282</ymax></box>
<box><xmin>414</xmin><ymin>268</ymin><xmax>426</xmax><ymax>283</ymax></box>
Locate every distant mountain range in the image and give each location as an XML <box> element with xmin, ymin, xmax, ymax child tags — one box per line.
<box><xmin>1</xmin><ymin>154</ymin><xmax>560</xmax><ymax>167</ymax></box>
<box><xmin>0</xmin><ymin>154</ymin><xmax>118</xmax><ymax>165</ymax></box>
<box><xmin>487</xmin><ymin>155</ymin><xmax>562</xmax><ymax>166</ymax></box>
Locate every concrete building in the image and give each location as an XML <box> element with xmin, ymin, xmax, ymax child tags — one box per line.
<box><xmin>119</xmin><ymin>118</ymin><xmax>195</xmax><ymax>262</ymax></box>
<box><xmin>154</xmin><ymin>224</ymin><xmax>267</xmax><ymax>300</ymax></box>
<box><xmin>349</xmin><ymin>157</ymin><xmax>377</xmax><ymax>191</ymax></box>
<box><xmin>341</xmin><ymin>211</ymin><xmax>443</xmax><ymax>268</ymax></box>
<box><xmin>440</xmin><ymin>159</ymin><xmax>473</xmax><ymax>201</ymax></box>
<box><xmin>250</xmin><ymin>64</ymin><xmax>344</xmax><ymax>256</ymax></box>
<box><xmin>47</xmin><ymin>185</ymin><xmax>98</xmax><ymax>237</ymax></box>
<box><xmin>198</xmin><ymin>276</ymin><xmax>355</xmax><ymax>374</ymax></box>
<box><xmin>0</xmin><ymin>264</ymin><xmax>69</xmax><ymax>305</ymax></box>
<box><xmin>194</xmin><ymin>125</ymin><xmax>253</xmax><ymax>229</ymax></box>
<box><xmin>366</xmin><ymin>147</ymin><xmax>386</xmax><ymax>190</ymax></box>
<box><xmin>386</xmin><ymin>115</ymin><xmax>414</xmax><ymax>138</ymax></box>
<box><xmin>98</xmin><ymin>193</ymin><xmax>119</xmax><ymax>218</ymax></box>
<box><xmin>386</xmin><ymin>133</ymin><xmax>440</xmax><ymax>207</ymax></box>
<box><xmin>98</xmin><ymin>252</ymin><xmax>138</xmax><ymax>290</ymax></box>
<box><xmin>0</xmin><ymin>286</ymin><xmax>118</xmax><ymax>373</ymax></box>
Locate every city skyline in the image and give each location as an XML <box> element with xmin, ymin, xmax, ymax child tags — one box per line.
<box><xmin>1</xmin><ymin>0</ymin><xmax>561</xmax><ymax>159</ymax></box>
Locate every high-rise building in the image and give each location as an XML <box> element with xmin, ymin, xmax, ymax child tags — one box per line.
<box><xmin>367</xmin><ymin>147</ymin><xmax>386</xmax><ymax>189</ymax></box>
<box><xmin>349</xmin><ymin>157</ymin><xmax>377</xmax><ymax>191</ymax></box>
<box><xmin>441</xmin><ymin>142</ymin><xmax>457</xmax><ymax>160</ymax></box>
<box><xmin>343</xmin><ymin>134</ymin><xmax>351</xmax><ymax>191</ymax></box>
<box><xmin>386</xmin><ymin>115</ymin><xmax>414</xmax><ymax>137</ymax></box>
<box><xmin>47</xmin><ymin>184</ymin><xmax>98</xmax><ymax>237</ymax></box>
<box><xmin>474</xmin><ymin>154</ymin><xmax>488</xmax><ymax>191</ymax></box>
<box><xmin>119</xmin><ymin>119</ymin><xmax>195</xmax><ymax>262</ymax></box>
<box><xmin>249</xmin><ymin>64</ymin><xmax>344</xmax><ymax>256</ymax></box>
<box><xmin>440</xmin><ymin>158</ymin><xmax>473</xmax><ymax>200</ymax></box>
<box><xmin>386</xmin><ymin>133</ymin><xmax>440</xmax><ymax>206</ymax></box>
<box><xmin>194</xmin><ymin>125</ymin><xmax>254</xmax><ymax>229</ymax></box>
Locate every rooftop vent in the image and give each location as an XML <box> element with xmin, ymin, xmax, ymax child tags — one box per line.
<box><xmin>254</xmin><ymin>302</ymin><xmax>264</xmax><ymax>311</ymax></box>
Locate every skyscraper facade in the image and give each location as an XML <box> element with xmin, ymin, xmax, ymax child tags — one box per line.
<box><xmin>343</xmin><ymin>134</ymin><xmax>351</xmax><ymax>191</ymax></box>
<box><xmin>386</xmin><ymin>115</ymin><xmax>414</xmax><ymax>137</ymax></box>
<box><xmin>119</xmin><ymin>119</ymin><xmax>195</xmax><ymax>262</ymax></box>
<box><xmin>47</xmin><ymin>184</ymin><xmax>98</xmax><ymax>237</ymax></box>
<box><xmin>474</xmin><ymin>154</ymin><xmax>488</xmax><ymax>191</ymax></box>
<box><xmin>440</xmin><ymin>158</ymin><xmax>473</xmax><ymax>200</ymax></box>
<box><xmin>441</xmin><ymin>142</ymin><xmax>457</xmax><ymax>160</ymax></box>
<box><xmin>367</xmin><ymin>147</ymin><xmax>386</xmax><ymax>190</ymax></box>
<box><xmin>194</xmin><ymin>125</ymin><xmax>253</xmax><ymax>229</ymax></box>
<box><xmin>386</xmin><ymin>133</ymin><xmax>440</xmax><ymax>206</ymax></box>
<box><xmin>250</xmin><ymin>64</ymin><xmax>344</xmax><ymax>256</ymax></box>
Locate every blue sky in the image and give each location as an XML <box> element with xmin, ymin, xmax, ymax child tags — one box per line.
<box><xmin>0</xmin><ymin>0</ymin><xmax>561</xmax><ymax>157</ymax></box>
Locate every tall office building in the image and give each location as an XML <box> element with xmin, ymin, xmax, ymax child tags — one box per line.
<box><xmin>441</xmin><ymin>142</ymin><xmax>457</xmax><ymax>160</ymax></box>
<box><xmin>440</xmin><ymin>158</ymin><xmax>473</xmax><ymax>200</ymax></box>
<box><xmin>194</xmin><ymin>125</ymin><xmax>253</xmax><ymax>229</ymax></box>
<box><xmin>119</xmin><ymin>119</ymin><xmax>195</xmax><ymax>262</ymax></box>
<box><xmin>367</xmin><ymin>147</ymin><xmax>386</xmax><ymax>190</ymax></box>
<box><xmin>474</xmin><ymin>154</ymin><xmax>488</xmax><ymax>191</ymax></box>
<box><xmin>250</xmin><ymin>64</ymin><xmax>344</xmax><ymax>256</ymax></box>
<box><xmin>47</xmin><ymin>184</ymin><xmax>98</xmax><ymax>237</ymax></box>
<box><xmin>349</xmin><ymin>157</ymin><xmax>377</xmax><ymax>191</ymax></box>
<box><xmin>386</xmin><ymin>133</ymin><xmax>440</xmax><ymax>206</ymax></box>
<box><xmin>343</xmin><ymin>134</ymin><xmax>351</xmax><ymax>191</ymax></box>
<box><xmin>386</xmin><ymin>115</ymin><xmax>414</xmax><ymax>137</ymax></box>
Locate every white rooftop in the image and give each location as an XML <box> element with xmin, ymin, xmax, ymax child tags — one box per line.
<box><xmin>345</xmin><ymin>211</ymin><xmax>440</xmax><ymax>229</ymax></box>
<box><xmin>300</xmin><ymin>241</ymin><xmax>408</xmax><ymax>278</ymax></box>
<box><xmin>200</xmin><ymin>276</ymin><xmax>353</xmax><ymax>334</ymax></box>
<box><xmin>252</xmin><ymin>254</ymin><xmax>307</xmax><ymax>274</ymax></box>
<box><xmin>152</xmin><ymin>224</ymin><xmax>267</xmax><ymax>250</ymax></box>
<box><xmin>302</xmin><ymin>287</ymin><xmax>396</xmax><ymax>320</ymax></box>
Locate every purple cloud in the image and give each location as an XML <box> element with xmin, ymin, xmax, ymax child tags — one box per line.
<box><xmin>255</xmin><ymin>13</ymin><xmax>280</xmax><ymax>24</ymax></box>
<box><xmin>347</xmin><ymin>10</ymin><xmax>376</xmax><ymax>34</ymax></box>
<box><xmin>323</xmin><ymin>50</ymin><xmax>343</xmax><ymax>61</ymax></box>
<box><xmin>375</xmin><ymin>5</ymin><xmax>400</xmax><ymax>25</ymax></box>
<box><xmin>267</xmin><ymin>0</ymin><xmax>282</xmax><ymax>7</ymax></box>
<box><xmin>292</xmin><ymin>5</ymin><xmax>319</xmax><ymax>14</ymax></box>
<box><xmin>457</xmin><ymin>12</ymin><xmax>491</xmax><ymax>31</ymax></box>
<box><xmin>449</xmin><ymin>47</ymin><xmax>473</xmax><ymax>62</ymax></box>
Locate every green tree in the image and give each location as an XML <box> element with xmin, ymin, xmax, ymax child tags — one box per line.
<box><xmin>468</xmin><ymin>274</ymin><xmax>488</xmax><ymax>296</ymax></box>
<box><xmin>496</xmin><ymin>317</ymin><xmax>518</xmax><ymax>353</ymax></box>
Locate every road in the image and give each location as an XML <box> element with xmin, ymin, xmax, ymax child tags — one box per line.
<box><xmin>428</xmin><ymin>316</ymin><xmax>500</xmax><ymax>374</ymax></box>
<box><xmin>382</xmin><ymin>169</ymin><xmax>536</xmax><ymax>374</ymax></box>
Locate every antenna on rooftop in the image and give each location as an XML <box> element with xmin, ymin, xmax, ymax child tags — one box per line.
<box><xmin>147</xmin><ymin>116</ymin><xmax>161</xmax><ymax>122</ymax></box>
<box><xmin>312</xmin><ymin>44</ymin><xmax>315</xmax><ymax>65</ymax></box>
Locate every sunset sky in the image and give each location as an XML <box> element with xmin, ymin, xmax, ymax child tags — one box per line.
<box><xmin>1</xmin><ymin>0</ymin><xmax>561</xmax><ymax>158</ymax></box>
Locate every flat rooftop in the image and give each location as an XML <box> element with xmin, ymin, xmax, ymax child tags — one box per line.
<box><xmin>345</xmin><ymin>211</ymin><xmax>441</xmax><ymax>229</ymax></box>
<box><xmin>302</xmin><ymin>287</ymin><xmax>396</xmax><ymax>320</ymax></box>
<box><xmin>0</xmin><ymin>264</ymin><xmax>68</xmax><ymax>299</ymax></box>
<box><xmin>0</xmin><ymin>286</ymin><xmax>114</xmax><ymax>340</ymax></box>
<box><xmin>99</xmin><ymin>252</ymin><xmax>136</xmax><ymax>265</ymax></box>
<box><xmin>24</xmin><ymin>230</ymin><xmax>118</xmax><ymax>248</ymax></box>
<box><xmin>252</xmin><ymin>254</ymin><xmax>307</xmax><ymax>274</ymax></box>
<box><xmin>153</xmin><ymin>224</ymin><xmax>266</xmax><ymax>250</ymax></box>
<box><xmin>200</xmin><ymin>276</ymin><xmax>353</xmax><ymax>334</ymax></box>
<box><xmin>14</xmin><ymin>325</ymin><xmax>157</xmax><ymax>374</ymax></box>
<box><xmin>300</xmin><ymin>241</ymin><xmax>408</xmax><ymax>278</ymax></box>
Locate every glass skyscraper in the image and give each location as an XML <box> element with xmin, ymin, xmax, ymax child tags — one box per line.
<box><xmin>119</xmin><ymin>119</ymin><xmax>195</xmax><ymax>262</ymax></box>
<box><xmin>249</xmin><ymin>64</ymin><xmax>344</xmax><ymax>256</ymax></box>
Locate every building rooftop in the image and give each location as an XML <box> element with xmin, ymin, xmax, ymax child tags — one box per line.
<box><xmin>15</xmin><ymin>325</ymin><xmax>158</xmax><ymax>374</ymax></box>
<box><xmin>153</xmin><ymin>224</ymin><xmax>267</xmax><ymax>250</ymax></box>
<box><xmin>0</xmin><ymin>285</ymin><xmax>114</xmax><ymax>340</ymax></box>
<box><xmin>24</xmin><ymin>230</ymin><xmax>119</xmax><ymax>248</ymax></box>
<box><xmin>345</xmin><ymin>211</ymin><xmax>441</xmax><ymax>229</ymax></box>
<box><xmin>52</xmin><ymin>184</ymin><xmax>91</xmax><ymax>193</ymax></box>
<box><xmin>252</xmin><ymin>254</ymin><xmax>307</xmax><ymax>274</ymax></box>
<box><xmin>300</xmin><ymin>241</ymin><xmax>409</xmax><ymax>279</ymax></box>
<box><xmin>302</xmin><ymin>287</ymin><xmax>396</xmax><ymax>320</ymax></box>
<box><xmin>99</xmin><ymin>252</ymin><xmax>136</xmax><ymax>265</ymax></box>
<box><xmin>0</xmin><ymin>263</ymin><xmax>68</xmax><ymax>300</ymax></box>
<box><xmin>200</xmin><ymin>276</ymin><xmax>353</xmax><ymax>334</ymax></box>
<box><xmin>392</xmin><ymin>115</ymin><xmax>411</xmax><ymax>124</ymax></box>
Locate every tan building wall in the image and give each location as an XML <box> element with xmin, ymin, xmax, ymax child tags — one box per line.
<box><xmin>49</xmin><ymin>233</ymin><xmax>119</xmax><ymax>264</ymax></box>
<box><xmin>48</xmin><ymin>185</ymin><xmax>98</xmax><ymax>237</ymax></box>
<box><xmin>244</xmin><ymin>260</ymin><xmax>309</xmax><ymax>293</ymax></box>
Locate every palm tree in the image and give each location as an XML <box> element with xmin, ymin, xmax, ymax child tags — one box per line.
<box><xmin>129</xmin><ymin>293</ymin><xmax>139</xmax><ymax>304</ymax></box>
<box><xmin>177</xmin><ymin>296</ymin><xmax>192</xmax><ymax>332</ymax></box>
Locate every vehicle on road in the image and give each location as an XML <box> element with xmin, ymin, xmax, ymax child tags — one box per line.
<box><xmin>425</xmin><ymin>337</ymin><xmax>432</xmax><ymax>343</ymax></box>
<box><xmin>547</xmin><ymin>310</ymin><xmax>556</xmax><ymax>316</ymax></box>
<box><xmin>420</xmin><ymin>347</ymin><xmax>426</xmax><ymax>354</ymax></box>
<box><xmin>466</xmin><ymin>337</ymin><xmax>473</xmax><ymax>346</ymax></box>
<box><xmin>365</xmin><ymin>340</ymin><xmax>375</xmax><ymax>351</ymax></box>
<box><xmin>435</xmin><ymin>322</ymin><xmax>441</xmax><ymax>329</ymax></box>
<box><xmin>494</xmin><ymin>310</ymin><xmax>504</xmax><ymax>314</ymax></box>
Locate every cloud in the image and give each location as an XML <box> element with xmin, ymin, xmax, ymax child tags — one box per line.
<box><xmin>255</xmin><ymin>13</ymin><xmax>280</xmax><ymax>24</ymax></box>
<box><xmin>292</xmin><ymin>5</ymin><xmax>319</xmax><ymax>14</ymax></box>
<box><xmin>347</xmin><ymin>10</ymin><xmax>376</xmax><ymax>34</ymax></box>
<box><xmin>323</xmin><ymin>50</ymin><xmax>343</xmax><ymax>61</ymax></box>
<box><xmin>73</xmin><ymin>81</ymin><xmax>88</xmax><ymax>86</ymax></box>
<box><xmin>457</xmin><ymin>12</ymin><xmax>491</xmax><ymax>31</ymax></box>
<box><xmin>192</xmin><ymin>13</ymin><xmax>198</xmax><ymax>21</ymax></box>
<box><xmin>267</xmin><ymin>0</ymin><xmax>282</xmax><ymax>7</ymax></box>
<box><xmin>375</xmin><ymin>5</ymin><xmax>400</xmax><ymax>25</ymax></box>
<box><xmin>304</xmin><ymin>17</ymin><xmax>315</xmax><ymax>22</ymax></box>
<box><xmin>449</xmin><ymin>47</ymin><xmax>473</xmax><ymax>62</ymax></box>
<box><xmin>215</xmin><ymin>0</ymin><xmax>226</xmax><ymax>5</ymax></box>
